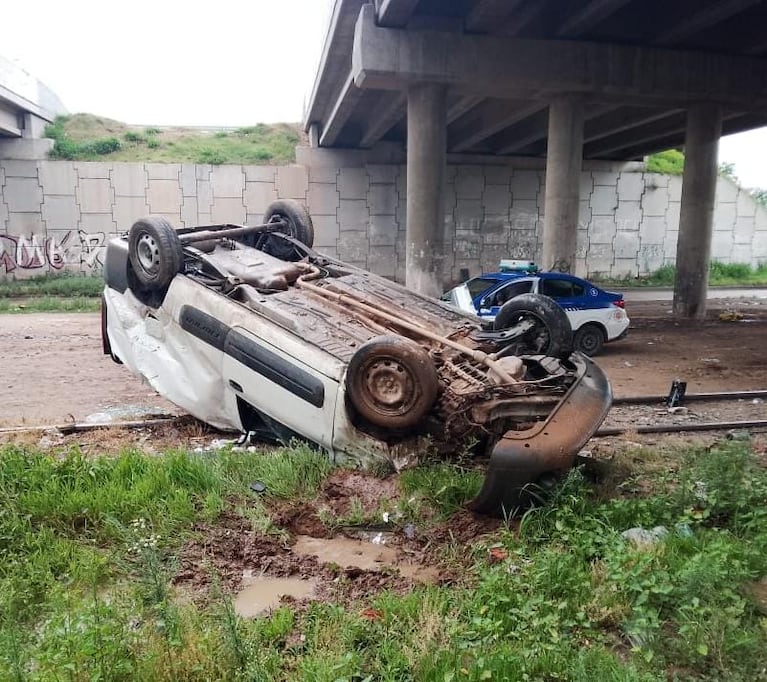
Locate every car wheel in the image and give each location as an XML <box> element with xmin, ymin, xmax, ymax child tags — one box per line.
<box><xmin>493</xmin><ymin>293</ymin><xmax>573</xmax><ymax>358</ymax></box>
<box><xmin>128</xmin><ymin>217</ymin><xmax>183</xmax><ymax>290</ymax></box>
<box><xmin>263</xmin><ymin>200</ymin><xmax>315</xmax><ymax>248</ymax></box>
<box><xmin>346</xmin><ymin>335</ymin><xmax>439</xmax><ymax>430</ymax></box>
<box><xmin>573</xmin><ymin>323</ymin><xmax>605</xmax><ymax>357</ymax></box>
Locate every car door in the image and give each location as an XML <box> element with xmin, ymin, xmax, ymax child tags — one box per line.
<box><xmin>478</xmin><ymin>278</ymin><xmax>535</xmax><ymax>320</ymax></box>
<box><xmin>222</xmin><ymin>326</ymin><xmax>338</xmax><ymax>447</ymax></box>
<box><xmin>540</xmin><ymin>277</ymin><xmax>590</xmax><ymax>330</ymax></box>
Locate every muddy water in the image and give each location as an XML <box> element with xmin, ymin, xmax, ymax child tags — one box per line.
<box><xmin>293</xmin><ymin>535</ymin><xmax>439</xmax><ymax>583</ymax></box>
<box><xmin>234</xmin><ymin>574</ymin><xmax>317</xmax><ymax>618</ymax></box>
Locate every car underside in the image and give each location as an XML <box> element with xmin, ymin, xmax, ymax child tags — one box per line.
<box><xmin>102</xmin><ymin>201</ymin><xmax>612</xmax><ymax>515</ymax></box>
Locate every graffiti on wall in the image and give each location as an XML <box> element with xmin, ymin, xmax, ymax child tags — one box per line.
<box><xmin>0</xmin><ymin>231</ymin><xmax>106</xmax><ymax>273</ymax></box>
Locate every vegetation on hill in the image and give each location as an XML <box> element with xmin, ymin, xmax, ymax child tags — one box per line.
<box><xmin>44</xmin><ymin>114</ymin><xmax>302</xmax><ymax>165</ymax></box>
<box><xmin>645</xmin><ymin>149</ymin><xmax>685</xmax><ymax>175</ymax></box>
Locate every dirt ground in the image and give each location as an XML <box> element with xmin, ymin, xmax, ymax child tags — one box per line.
<box><xmin>1</xmin><ymin>298</ymin><xmax>765</xmax><ymax>427</ymax></box>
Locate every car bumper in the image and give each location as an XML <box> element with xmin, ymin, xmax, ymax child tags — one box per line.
<box><xmin>468</xmin><ymin>352</ymin><xmax>612</xmax><ymax>514</ymax></box>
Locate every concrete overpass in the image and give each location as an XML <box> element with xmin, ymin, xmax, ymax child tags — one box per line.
<box><xmin>305</xmin><ymin>0</ymin><xmax>767</xmax><ymax>318</ymax></box>
<box><xmin>0</xmin><ymin>55</ymin><xmax>66</xmax><ymax>159</ymax></box>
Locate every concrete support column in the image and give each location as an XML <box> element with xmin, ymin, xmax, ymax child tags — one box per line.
<box><xmin>405</xmin><ymin>83</ymin><xmax>447</xmax><ymax>297</ymax></box>
<box><xmin>541</xmin><ymin>97</ymin><xmax>584</xmax><ymax>272</ymax></box>
<box><xmin>673</xmin><ymin>104</ymin><xmax>722</xmax><ymax>319</ymax></box>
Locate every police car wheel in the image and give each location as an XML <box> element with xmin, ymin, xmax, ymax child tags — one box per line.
<box><xmin>574</xmin><ymin>323</ymin><xmax>605</xmax><ymax>357</ymax></box>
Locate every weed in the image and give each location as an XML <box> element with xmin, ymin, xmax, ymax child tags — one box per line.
<box><xmin>646</xmin><ymin>149</ymin><xmax>684</xmax><ymax>175</ymax></box>
<box><xmin>197</xmin><ymin>149</ymin><xmax>227</xmax><ymax>165</ymax></box>
<box><xmin>0</xmin><ymin>296</ymin><xmax>100</xmax><ymax>313</ymax></box>
<box><xmin>595</xmin><ymin>260</ymin><xmax>767</xmax><ymax>287</ymax></box>
<box><xmin>399</xmin><ymin>463</ymin><xmax>483</xmax><ymax>517</ymax></box>
<box><xmin>124</xmin><ymin>130</ymin><xmax>146</xmax><ymax>143</ymax></box>
<box><xmin>0</xmin><ymin>272</ymin><xmax>103</xmax><ymax>298</ymax></box>
<box><xmin>144</xmin><ymin>126</ymin><xmax>161</xmax><ymax>135</ymax></box>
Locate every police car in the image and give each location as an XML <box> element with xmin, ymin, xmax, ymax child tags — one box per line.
<box><xmin>443</xmin><ymin>261</ymin><xmax>629</xmax><ymax>356</ymax></box>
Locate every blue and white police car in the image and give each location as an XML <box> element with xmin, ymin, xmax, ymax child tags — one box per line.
<box><xmin>443</xmin><ymin>261</ymin><xmax>630</xmax><ymax>356</ymax></box>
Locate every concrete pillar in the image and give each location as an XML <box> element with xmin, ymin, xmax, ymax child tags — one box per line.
<box><xmin>405</xmin><ymin>83</ymin><xmax>447</xmax><ymax>298</ymax></box>
<box><xmin>673</xmin><ymin>104</ymin><xmax>722</xmax><ymax>319</ymax></box>
<box><xmin>541</xmin><ymin>97</ymin><xmax>584</xmax><ymax>272</ymax></box>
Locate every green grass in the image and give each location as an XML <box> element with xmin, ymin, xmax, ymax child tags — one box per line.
<box><xmin>44</xmin><ymin>113</ymin><xmax>302</xmax><ymax>165</ymax></box>
<box><xmin>0</xmin><ymin>273</ymin><xmax>102</xmax><ymax>313</ymax></box>
<box><xmin>0</xmin><ymin>296</ymin><xmax>101</xmax><ymax>313</ymax></box>
<box><xmin>1</xmin><ymin>439</ymin><xmax>765</xmax><ymax>680</ymax></box>
<box><xmin>595</xmin><ymin>261</ymin><xmax>767</xmax><ymax>287</ymax></box>
<box><xmin>0</xmin><ymin>273</ymin><xmax>103</xmax><ymax>298</ymax></box>
<box><xmin>646</xmin><ymin>149</ymin><xmax>685</xmax><ymax>175</ymax></box>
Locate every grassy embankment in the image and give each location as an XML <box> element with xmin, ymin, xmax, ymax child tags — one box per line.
<box><xmin>1</xmin><ymin>438</ymin><xmax>765</xmax><ymax>680</ymax></box>
<box><xmin>0</xmin><ymin>274</ymin><xmax>102</xmax><ymax>313</ymax></box>
<box><xmin>44</xmin><ymin>114</ymin><xmax>302</xmax><ymax>165</ymax></box>
<box><xmin>595</xmin><ymin>261</ymin><xmax>767</xmax><ymax>288</ymax></box>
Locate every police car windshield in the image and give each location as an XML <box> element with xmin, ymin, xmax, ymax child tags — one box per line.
<box><xmin>466</xmin><ymin>277</ymin><xmax>501</xmax><ymax>299</ymax></box>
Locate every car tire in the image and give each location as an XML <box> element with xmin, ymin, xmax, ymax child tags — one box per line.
<box><xmin>493</xmin><ymin>293</ymin><xmax>573</xmax><ymax>358</ymax></box>
<box><xmin>573</xmin><ymin>323</ymin><xmax>605</xmax><ymax>357</ymax></box>
<box><xmin>128</xmin><ymin>217</ymin><xmax>183</xmax><ymax>291</ymax></box>
<box><xmin>346</xmin><ymin>335</ymin><xmax>439</xmax><ymax>430</ymax></box>
<box><xmin>263</xmin><ymin>200</ymin><xmax>315</xmax><ymax>248</ymax></box>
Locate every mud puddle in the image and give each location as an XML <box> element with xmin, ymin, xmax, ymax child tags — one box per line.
<box><xmin>235</xmin><ymin>572</ymin><xmax>317</xmax><ymax>617</ymax></box>
<box><xmin>293</xmin><ymin>535</ymin><xmax>439</xmax><ymax>583</ymax></box>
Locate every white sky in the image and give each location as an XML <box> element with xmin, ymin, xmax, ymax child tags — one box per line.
<box><xmin>1</xmin><ymin>0</ymin><xmax>336</xmax><ymax>127</ymax></box>
<box><xmin>3</xmin><ymin>0</ymin><xmax>767</xmax><ymax>189</ymax></box>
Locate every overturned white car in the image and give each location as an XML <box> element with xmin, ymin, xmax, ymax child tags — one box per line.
<box><xmin>102</xmin><ymin>201</ymin><xmax>611</xmax><ymax>514</ymax></box>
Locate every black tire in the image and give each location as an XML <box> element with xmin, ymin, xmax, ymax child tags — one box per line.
<box><xmin>128</xmin><ymin>217</ymin><xmax>183</xmax><ymax>291</ymax></box>
<box><xmin>493</xmin><ymin>293</ymin><xmax>573</xmax><ymax>358</ymax></box>
<box><xmin>346</xmin><ymin>335</ymin><xmax>439</xmax><ymax>430</ymax></box>
<box><xmin>573</xmin><ymin>323</ymin><xmax>605</xmax><ymax>356</ymax></box>
<box><xmin>263</xmin><ymin>200</ymin><xmax>314</xmax><ymax>248</ymax></box>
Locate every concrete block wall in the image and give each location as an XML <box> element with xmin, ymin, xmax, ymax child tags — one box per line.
<box><xmin>1</xmin><ymin>158</ymin><xmax>766</xmax><ymax>282</ymax></box>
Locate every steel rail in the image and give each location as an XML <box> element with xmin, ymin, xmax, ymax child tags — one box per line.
<box><xmin>613</xmin><ymin>389</ymin><xmax>767</xmax><ymax>405</ymax></box>
<box><xmin>594</xmin><ymin>419</ymin><xmax>767</xmax><ymax>437</ymax></box>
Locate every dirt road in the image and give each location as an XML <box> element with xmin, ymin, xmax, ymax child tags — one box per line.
<box><xmin>1</xmin><ymin>298</ymin><xmax>765</xmax><ymax>426</ymax></box>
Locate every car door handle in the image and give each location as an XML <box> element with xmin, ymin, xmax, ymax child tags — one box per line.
<box><xmin>229</xmin><ymin>379</ymin><xmax>243</xmax><ymax>393</ymax></box>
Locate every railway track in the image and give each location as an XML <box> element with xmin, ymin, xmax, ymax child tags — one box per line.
<box><xmin>598</xmin><ymin>389</ymin><xmax>767</xmax><ymax>437</ymax></box>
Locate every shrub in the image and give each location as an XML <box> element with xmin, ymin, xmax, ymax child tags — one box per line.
<box><xmin>646</xmin><ymin>149</ymin><xmax>685</xmax><ymax>175</ymax></box>
<box><xmin>196</xmin><ymin>150</ymin><xmax>226</xmax><ymax>165</ymax></box>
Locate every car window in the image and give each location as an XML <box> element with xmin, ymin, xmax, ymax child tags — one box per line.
<box><xmin>572</xmin><ymin>282</ymin><xmax>584</xmax><ymax>296</ymax></box>
<box><xmin>467</xmin><ymin>277</ymin><xmax>501</xmax><ymax>299</ymax></box>
<box><xmin>492</xmin><ymin>280</ymin><xmax>533</xmax><ymax>306</ymax></box>
<box><xmin>541</xmin><ymin>279</ymin><xmax>574</xmax><ymax>298</ymax></box>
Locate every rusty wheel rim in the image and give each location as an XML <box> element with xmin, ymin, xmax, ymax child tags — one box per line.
<box><xmin>361</xmin><ymin>358</ymin><xmax>417</xmax><ymax>416</ymax></box>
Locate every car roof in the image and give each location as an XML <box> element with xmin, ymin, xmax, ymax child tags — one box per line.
<box><xmin>480</xmin><ymin>271</ymin><xmax>593</xmax><ymax>286</ymax></box>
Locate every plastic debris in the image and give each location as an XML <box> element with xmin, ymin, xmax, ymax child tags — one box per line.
<box><xmin>621</xmin><ymin>526</ymin><xmax>669</xmax><ymax>547</ymax></box>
